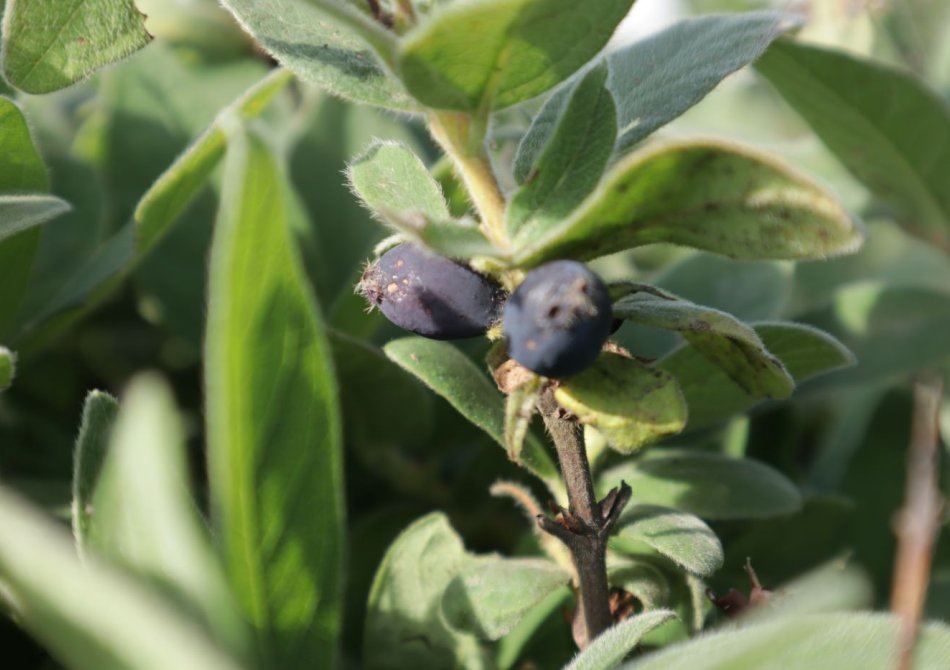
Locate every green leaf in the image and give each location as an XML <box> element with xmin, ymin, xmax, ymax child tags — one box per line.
<box><xmin>610</xmin><ymin>12</ymin><xmax>800</xmax><ymax>155</ymax></box>
<box><xmin>205</xmin><ymin>128</ymin><xmax>344</xmax><ymax>667</ymax></box>
<box><xmin>553</xmin><ymin>353</ymin><xmax>687</xmax><ymax>454</ymax></box>
<box><xmin>814</xmin><ymin>283</ymin><xmax>950</xmax><ymax>387</ymax></box>
<box><xmin>660</xmin><ymin>323</ymin><xmax>855</xmax><ymax>429</ymax></box>
<box><xmin>384</xmin><ymin>337</ymin><xmax>562</xmax><ymax>497</ymax></box>
<box><xmin>397</xmin><ymin>0</ymin><xmax>634</xmax><ymax>111</ymax></box>
<box><xmin>600</xmin><ymin>451</ymin><xmax>802</xmax><ymax>520</ymax></box>
<box><xmin>656</xmin><ymin>253</ymin><xmax>790</xmax><ymax>322</ymax></box>
<box><xmin>609</xmin><ymin>561</ymin><xmax>671</xmax><ymax>610</ymax></box>
<box><xmin>0</xmin><ymin>487</ymin><xmax>244</xmax><ymax>670</ymax></box>
<box><xmin>0</xmin><ymin>193</ymin><xmax>70</xmax><ymax>244</ymax></box>
<box><xmin>345</xmin><ymin>141</ymin><xmax>500</xmax><ymax>258</ymax></box>
<box><xmin>503</xmin><ymin>375</ymin><xmax>541</xmax><ymax>464</ymax></box>
<box><xmin>611</xmin><ymin>505</ymin><xmax>723</xmax><ymax>578</ymax></box>
<box><xmin>71</xmin><ymin>390</ymin><xmax>119</xmax><ymax>549</ymax></box>
<box><xmin>507</xmin><ymin>63</ymin><xmax>616</xmax><ymax>234</ymax></box>
<box><xmin>221</xmin><ymin>0</ymin><xmax>413</xmax><ymax>110</ymax></box>
<box><xmin>365</xmin><ymin>513</ymin><xmax>491</xmax><ymax>670</ymax></box>
<box><xmin>621</xmin><ymin>613</ymin><xmax>950</xmax><ymax>670</ymax></box>
<box><xmin>86</xmin><ymin>374</ymin><xmax>245</xmax><ymax>655</ymax></box>
<box><xmin>348</xmin><ymin>140</ymin><xmax>451</xmax><ymax>222</ymax></box>
<box><xmin>614</xmin><ymin>292</ymin><xmax>793</xmax><ymax>399</ymax></box>
<box><xmin>513</xmin><ymin>139</ymin><xmax>863</xmax><ymax>267</ymax></box>
<box><xmin>134</xmin><ymin>68</ymin><xmax>294</xmax><ymax>256</ymax></box>
<box><xmin>756</xmin><ymin>38</ymin><xmax>950</xmax><ymax>240</ymax></box>
<box><xmin>0</xmin><ymin>96</ymin><xmax>48</xmax><ymax>192</ymax></box>
<box><xmin>0</xmin><ymin>345</ymin><xmax>14</xmax><ymax>391</ymax></box>
<box><xmin>443</xmin><ymin>557</ymin><xmax>570</xmax><ymax>640</ymax></box>
<box><xmin>0</xmin><ymin>96</ymin><xmax>48</xmax><ymax>337</ymax></box>
<box><xmin>565</xmin><ymin>610</ymin><xmax>676</xmax><ymax>670</ymax></box>
<box><xmin>1</xmin><ymin>0</ymin><xmax>151</xmax><ymax>93</ymax></box>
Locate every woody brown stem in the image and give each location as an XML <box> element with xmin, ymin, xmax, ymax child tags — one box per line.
<box><xmin>535</xmin><ymin>389</ymin><xmax>631</xmax><ymax>648</ymax></box>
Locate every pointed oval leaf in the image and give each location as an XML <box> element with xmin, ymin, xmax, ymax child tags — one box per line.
<box><xmin>205</xmin><ymin>129</ymin><xmax>344</xmax><ymax>668</ymax></box>
<box><xmin>514</xmin><ymin>139</ymin><xmax>862</xmax><ymax>267</ymax></box>
<box><xmin>507</xmin><ymin>62</ymin><xmax>616</xmax><ymax>234</ymax></box>
<box><xmin>600</xmin><ymin>451</ymin><xmax>802</xmax><ymax>520</ymax></box>
<box><xmin>443</xmin><ymin>557</ymin><xmax>570</xmax><ymax>640</ymax></box>
<box><xmin>71</xmin><ymin>390</ymin><xmax>119</xmax><ymax>548</ymax></box>
<box><xmin>87</xmin><ymin>374</ymin><xmax>245</xmax><ymax>653</ymax></box>
<box><xmin>348</xmin><ymin>140</ymin><xmax>451</xmax><ymax>222</ymax></box>
<box><xmin>622</xmin><ymin>614</ymin><xmax>950</xmax><ymax>670</ymax></box>
<box><xmin>0</xmin><ymin>346</ymin><xmax>14</xmax><ymax>391</ymax></box>
<box><xmin>554</xmin><ymin>352</ymin><xmax>687</xmax><ymax>454</ymax></box>
<box><xmin>384</xmin><ymin>336</ymin><xmax>562</xmax><ymax>496</ymax></box>
<box><xmin>661</xmin><ymin>322</ymin><xmax>855</xmax><ymax>429</ymax></box>
<box><xmin>611</xmin><ymin>505</ymin><xmax>723</xmax><ymax>578</ymax></box>
<box><xmin>615</xmin><ymin>292</ymin><xmax>793</xmax><ymax>399</ymax></box>
<box><xmin>398</xmin><ymin>0</ymin><xmax>634</xmax><ymax>111</ymax></box>
<box><xmin>221</xmin><ymin>0</ymin><xmax>413</xmax><ymax>110</ymax></box>
<box><xmin>0</xmin><ymin>488</ymin><xmax>243</xmax><ymax>670</ymax></box>
<box><xmin>610</xmin><ymin>12</ymin><xmax>800</xmax><ymax>155</ymax></box>
<box><xmin>756</xmin><ymin>39</ymin><xmax>950</xmax><ymax>241</ymax></box>
<box><xmin>0</xmin><ymin>193</ymin><xmax>71</xmax><ymax>244</ymax></box>
<box><xmin>565</xmin><ymin>610</ymin><xmax>677</xmax><ymax>670</ymax></box>
<box><xmin>365</xmin><ymin>513</ymin><xmax>491</xmax><ymax>670</ymax></box>
<box><xmin>1</xmin><ymin>0</ymin><xmax>151</xmax><ymax>93</ymax></box>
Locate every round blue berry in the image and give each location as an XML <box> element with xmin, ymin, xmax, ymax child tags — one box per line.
<box><xmin>503</xmin><ymin>260</ymin><xmax>612</xmax><ymax>378</ymax></box>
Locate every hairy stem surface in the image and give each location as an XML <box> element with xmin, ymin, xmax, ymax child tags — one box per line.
<box><xmin>536</xmin><ymin>389</ymin><xmax>631</xmax><ymax>648</ymax></box>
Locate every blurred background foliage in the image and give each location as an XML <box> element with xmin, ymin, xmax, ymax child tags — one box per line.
<box><xmin>1</xmin><ymin>0</ymin><xmax>949</xmax><ymax>667</ymax></box>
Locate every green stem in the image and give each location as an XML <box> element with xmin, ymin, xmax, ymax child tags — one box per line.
<box><xmin>428</xmin><ymin>111</ymin><xmax>510</xmax><ymax>250</ymax></box>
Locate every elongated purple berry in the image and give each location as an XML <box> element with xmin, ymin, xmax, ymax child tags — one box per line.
<box><xmin>359</xmin><ymin>243</ymin><xmax>504</xmax><ymax>340</ymax></box>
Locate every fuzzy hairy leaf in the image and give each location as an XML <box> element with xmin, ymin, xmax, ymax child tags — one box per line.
<box><xmin>610</xmin><ymin>12</ymin><xmax>799</xmax><ymax>155</ymax></box>
<box><xmin>348</xmin><ymin>140</ymin><xmax>450</xmax><ymax>221</ymax></box>
<box><xmin>503</xmin><ymin>375</ymin><xmax>541</xmax><ymax>465</ymax></box>
<box><xmin>757</xmin><ymin>39</ymin><xmax>950</xmax><ymax>240</ymax></box>
<box><xmin>661</xmin><ymin>322</ymin><xmax>855</xmax><ymax>429</ymax></box>
<box><xmin>1</xmin><ymin>0</ymin><xmax>151</xmax><ymax>93</ymax></box>
<box><xmin>221</xmin><ymin>0</ymin><xmax>413</xmax><ymax>110</ymax></box>
<box><xmin>565</xmin><ymin>610</ymin><xmax>676</xmax><ymax>670</ymax></box>
<box><xmin>611</xmin><ymin>505</ymin><xmax>723</xmax><ymax>578</ymax></box>
<box><xmin>205</xmin><ymin>128</ymin><xmax>343</xmax><ymax>667</ymax></box>
<box><xmin>554</xmin><ymin>353</ymin><xmax>687</xmax><ymax>454</ymax></box>
<box><xmin>622</xmin><ymin>613</ymin><xmax>950</xmax><ymax>670</ymax></box>
<box><xmin>71</xmin><ymin>390</ymin><xmax>119</xmax><ymax>549</ymax></box>
<box><xmin>87</xmin><ymin>375</ymin><xmax>245</xmax><ymax>655</ymax></box>
<box><xmin>614</xmin><ymin>292</ymin><xmax>793</xmax><ymax>399</ymax></box>
<box><xmin>0</xmin><ymin>194</ymin><xmax>70</xmax><ymax>244</ymax></box>
<box><xmin>398</xmin><ymin>0</ymin><xmax>634</xmax><ymax>110</ymax></box>
<box><xmin>365</xmin><ymin>513</ymin><xmax>491</xmax><ymax>670</ymax></box>
<box><xmin>507</xmin><ymin>62</ymin><xmax>616</xmax><ymax>234</ymax></box>
<box><xmin>600</xmin><ymin>451</ymin><xmax>802</xmax><ymax>520</ymax></box>
<box><xmin>513</xmin><ymin>139</ymin><xmax>862</xmax><ymax>267</ymax></box>
<box><xmin>443</xmin><ymin>558</ymin><xmax>570</xmax><ymax>640</ymax></box>
<box><xmin>0</xmin><ymin>488</ymin><xmax>243</xmax><ymax>670</ymax></box>
<box><xmin>384</xmin><ymin>337</ymin><xmax>562</xmax><ymax>497</ymax></box>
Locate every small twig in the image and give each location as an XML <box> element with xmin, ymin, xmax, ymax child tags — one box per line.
<box><xmin>535</xmin><ymin>388</ymin><xmax>631</xmax><ymax>649</ymax></box>
<box><xmin>891</xmin><ymin>374</ymin><xmax>944</xmax><ymax>670</ymax></box>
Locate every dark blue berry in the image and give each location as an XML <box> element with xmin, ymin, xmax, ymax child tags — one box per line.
<box><xmin>359</xmin><ymin>243</ymin><xmax>504</xmax><ymax>340</ymax></box>
<box><xmin>503</xmin><ymin>261</ymin><xmax>612</xmax><ymax>377</ymax></box>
